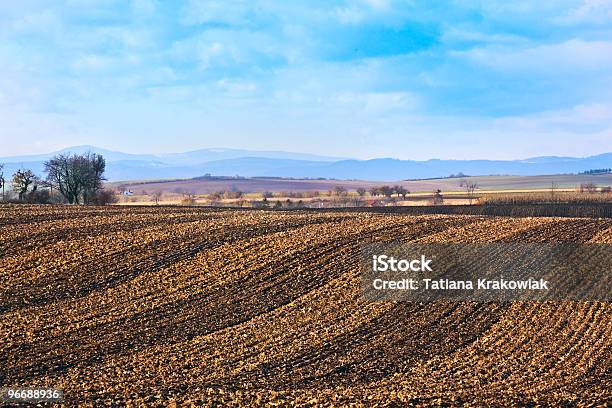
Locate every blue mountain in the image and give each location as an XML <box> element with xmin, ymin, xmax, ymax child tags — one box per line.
<box><xmin>1</xmin><ymin>146</ymin><xmax>610</xmax><ymax>181</ymax></box>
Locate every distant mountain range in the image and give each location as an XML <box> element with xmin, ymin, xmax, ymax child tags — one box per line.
<box><xmin>1</xmin><ymin>145</ymin><xmax>611</xmax><ymax>181</ymax></box>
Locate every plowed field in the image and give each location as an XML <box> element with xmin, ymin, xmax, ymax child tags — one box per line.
<box><xmin>1</xmin><ymin>205</ymin><xmax>610</xmax><ymax>406</ymax></box>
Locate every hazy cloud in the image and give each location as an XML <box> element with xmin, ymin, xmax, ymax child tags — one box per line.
<box><xmin>0</xmin><ymin>0</ymin><xmax>610</xmax><ymax>159</ymax></box>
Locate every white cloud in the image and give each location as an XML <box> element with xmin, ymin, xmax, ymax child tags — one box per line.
<box><xmin>494</xmin><ymin>103</ymin><xmax>612</xmax><ymax>131</ymax></box>
<box><xmin>330</xmin><ymin>91</ymin><xmax>419</xmax><ymax>114</ymax></box>
<box><xmin>71</xmin><ymin>51</ymin><xmax>144</xmax><ymax>74</ymax></box>
<box><xmin>332</xmin><ymin>0</ymin><xmax>406</xmax><ymax>25</ymax></box>
<box><xmin>556</xmin><ymin>0</ymin><xmax>612</xmax><ymax>24</ymax></box>
<box><xmin>1</xmin><ymin>0</ymin><xmax>611</xmax><ymax>159</ymax></box>
<box><xmin>215</xmin><ymin>79</ymin><xmax>257</xmax><ymax>94</ymax></box>
<box><xmin>0</xmin><ymin>105</ymin><xmax>85</xmax><ymax>156</ymax></box>
<box><xmin>440</xmin><ymin>27</ymin><xmax>528</xmax><ymax>45</ymax></box>
<box><xmin>131</xmin><ymin>0</ymin><xmax>156</xmax><ymax>17</ymax></box>
<box><xmin>453</xmin><ymin>39</ymin><xmax>612</xmax><ymax>73</ymax></box>
<box><xmin>361</xmin><ymin>0</ymin><xmax>391</xmax><ymax>11</ymax></box>
<box><xmin>94</xmin><ymin>26</ymin><xmax>155</xmax><ymax>49</ymax></box>
<box><xmin>72</xmin><ymin>54</ymin><xmax>116</xmax><ymax>71</ymax></box>
<box><xmin>334</xmin><ymin>7</ymin><xmax>366</xmax><ymax>24</ymax></box>
<box><xmin>168</xmin><ymin>28</ymin><xmax>287</xmax><ymax>71</ymax></box>
<box><xmin>452</xmin><ymin>1</ymin><xmax>574</xmax><ymax>19</ymax></box>
<box><xmin>180</xmin><ymin>0</ymin><xmax>256</xmax><ymax>26</ymax></box>
<box><xmin>0</xmin><ymin>8</ymin><xmax>61</xmax><ymax>38</ymax></box>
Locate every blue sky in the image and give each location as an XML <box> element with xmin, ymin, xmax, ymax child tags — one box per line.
<box><xmin>1</xmin><ymin>0</ymin><xmax>611</xmax><ymax>159</ymax></box>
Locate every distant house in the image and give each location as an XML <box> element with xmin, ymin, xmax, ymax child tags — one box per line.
<box><xmin>122</xmin><ymin>190</ymin><xmax>134</xmax><ymax>196</ymax></box>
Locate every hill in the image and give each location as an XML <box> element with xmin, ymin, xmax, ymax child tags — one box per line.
<box><xmin>3</xmin><ymin>205</ymin><xmax>610</xmax><ymax>405</ymax></box>
<box><xmin>113</xmin><ymin>173</ymin><xmax>612</xmax><ymax>196</ymax></box>
<box><xmin>1</xmin><ymin>146</ymin><xmax>611</xmax><ymax>181</ymax></box>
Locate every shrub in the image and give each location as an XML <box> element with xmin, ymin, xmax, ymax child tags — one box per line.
<box><xmin>223</xmin><ymin>190</ymin><xmax>243</xmax><ymax>199</ymax></box>
<box><xmin>579</xmin><ymin>183</ymin><xmax>598</xmax><ymax>193</ymax></box>
<box><xmin>90</xmin><ymin>189</ymin><xmax>118</xmax><ymax>205</ymax></box>
<box><xmin>25</xmin><ymin>189</ymin><xmax>51</xmax><ymax>204</ymax></box>
<box><xmin>180</xmin><ymin>194</ymin><xmax>197</xmax><ymax>205</ymax></box>
<box><xmin>208</xmin><ymin>191</ymin><xmax>223</xmax><ymax>200</ymax></box>
<box><xmin>256</xmin><ymin>198</ymin><xmax>270</xmax><ymax>208</ymax></box>
<box><xmin>430</xmin><ymin>189</ymin><xmax>444</xmax><ymax>205</ymax></box>
<box><xmin>332</xmin><ymin>186</ymin><xmax>347</xmax><ymax>196</ymax></box>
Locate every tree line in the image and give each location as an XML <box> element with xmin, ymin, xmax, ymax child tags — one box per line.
<box><xmin>579</xmin><ymin>168</ymin><xmax>611</xmax><ymax>175</ymax></box>
<box><xmin>366</xmin><ymin>185</ymin><xmax>410</xmax><ymax>198</ymax></box>
<box><xmin>0</xmin><ymin>152</ymin><xmax>114</xmax><ymax>204</ymax></box>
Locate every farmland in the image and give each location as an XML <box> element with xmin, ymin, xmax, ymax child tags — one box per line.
<box><xmin>109</xmin><ymin>173</ymin><xmax>612</xmax><ymax>208</ymax></box>
<box><xmin>1</xmin><ymin>204</ymin><xmax>611</xmax><ymax>406</ymax></box>
<box><xmin>112</xmin><ymin>173</ymin><xmax>612</xmax><ymax>196</ymax></box>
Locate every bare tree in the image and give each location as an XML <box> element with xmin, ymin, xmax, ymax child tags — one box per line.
<box><xmin>431</xmin><ymin>189</ymin><xmax>444</xmax><ymax>205</ymax></box>
<box><xmin>459</xmin><ymin>179</ymin><xmax>479</xmax><ymax>205</ymax></box>
<box><xmin>368</xmin><ymin>187</ymin><xmax>380</xmax><ymax>197</ymax></box>
<box><xmin>579</xmin><ymin>183</ymin><xmax>597</xmax><ymax>194</ymax></box>
<box><xmin>356</xmin><ymin>187</ymin><xmax>366</xmax><ymax>197</ymax></box>
<box><xmin>152</xmin><ymin>191</ymin><xmax>163</xmax><ymax>205</ymax></box>
<box><xmin>44</xmin><ymin>152</ymin><xmax>106</xmax><ymax>204</ymax></box>
<box><xmin>550</xmin><ymin>181</ymin><xmax>560</xmax><ymax>198</ymax></box>
<box><xmin>82</xmin><ymin>153</ymin><xmax>106</xmax><ymax>204</ymax></box>
<box><xmin>394</xmin><ymin>186</ymin><xmax>409</xmax><ymax>199</ymax></box>
<box><xmin>208</xmin><ymin>191</ymin><xmax>223</xmax><ymax>201</ymax></box>
<box><xmin>0</xmin><ymin>163</ymin><xmax>5</xmax><ymax>200</ymax></box>
<box><xmin>181</xmin><ymin>192</ymin><xmax>196</xmax><ymax>205</ymax></box>
<box><xmin>90</xmin><ymin>189</ymin><xmax>118</xmax><ymax>205</ymax></box>
<box><xmin>380</xmin><ymin>185</ymin><xmax>394</xmax><ymax>198</ymax></box>
<box><xmin>332</xmin><ymin>185</ymin><xmax>347</xmax><ymax>196</ymax></box>
<box><xmin>223</xmin><ymin>190</ymin><xmax>243</xmax><ymax>199</ymax></box>
<box><xmin>12</xmin><ymin>169</ymin><xmax>39</xmax><ymax>200</ymax></box>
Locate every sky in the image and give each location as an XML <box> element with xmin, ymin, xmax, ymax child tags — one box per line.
<box><xmin>1</xmin><ymin>0</ymin><xmax>612</xmax><ymax>160</ymax></box>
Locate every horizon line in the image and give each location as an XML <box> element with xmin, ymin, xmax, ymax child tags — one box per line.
<box><xmin>1</xmin><ymin>144</ymin><xmax>611</xmax><ymax>163</ymax></box>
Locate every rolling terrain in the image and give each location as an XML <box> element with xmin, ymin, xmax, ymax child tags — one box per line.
<box><xmin>1</xmin><ymin>205</ymin><xmax>610</xmax><ymax>405</ymax></box>
<box><xmin>113</xmin><ymin>173</ymin><xmax>612</xmax><ymax>195</ymax></box>
<box><xmin>2</xmin><ymin>145</ymin><xmax>611</xmax><ymax>181</ymax></box>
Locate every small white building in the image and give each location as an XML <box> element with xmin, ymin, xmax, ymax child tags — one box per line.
<box><xmin>122</xmin><ymin>190</ymin><xmax>134</xmax><ymax>196</ymax></box>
